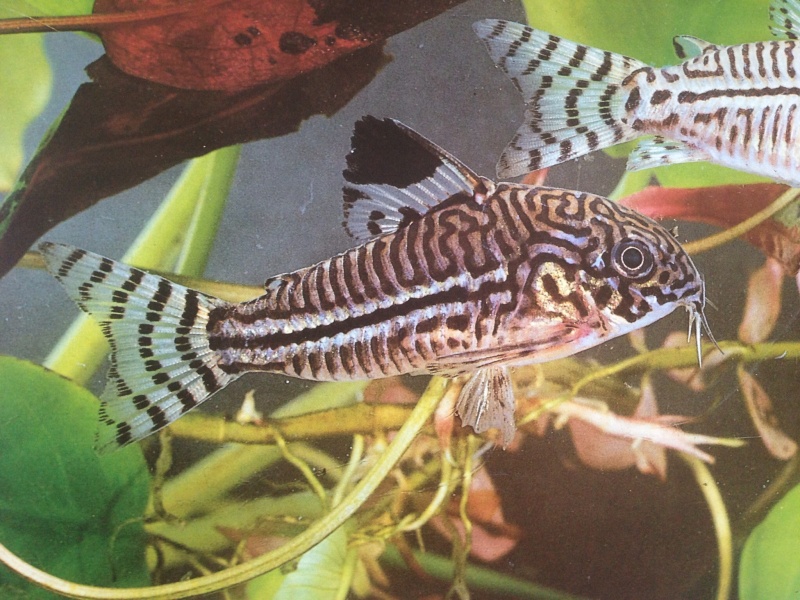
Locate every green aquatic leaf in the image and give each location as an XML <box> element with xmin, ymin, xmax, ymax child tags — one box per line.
<box><xmin>520</xmin><ymin>0</ymin><xmax>773</xmax><ymax>188</ymax></box>
<box><xmin>0</xmin><ymin>34</ymin><xmax>51</xmax><ymax>191</ymax></box>
<box><xmin>247</xmin><ymin>523</ymin><xmax>351</xmax><ymax>600</ymax></box>
<box><xmin>0</xmin><ymin>356</ymin><xmax>150</xmax><ymax>598</ymax></box>
<box><xmin>0</xmin><ymin>1</ymin><xmax>94</xmax><ymax>17</ymax></box>
<box><xmin>521</xmin><ymin>0</ymin><xmax>770</xmax><ymax>65</ymax></box>
<box><xmin>0</xmin><ymin>0</ymin><xmax>97</xmax><ymax>192</ymax></box>
<box><xmin>740</xmin><ymin>483</ymin><xmax>800</xmax><ymax>600</ymax></box>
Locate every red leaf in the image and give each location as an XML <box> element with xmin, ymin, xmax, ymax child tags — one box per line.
<box><xmin>737</xmin><ymin>365</ymin><xmax>797</xmax><ymax>460</ymax></box>
<box><xmin>619</xmin><ymin>183</ymin><xmax>800</xmax><ymax>274</ymax></box>
<box><xmin>94</xmin><ymin>0</ymin><xmax>466</xmax><ymax>91</ymax></box>
<box><xmin>738</xmin><ymin>258</ymin><xmax>785</xmax><ymax>344</ymax></box>
<box><xmin>430</xmin><ymin>466</ymin><xmax>522</xmax><ymax>562</ymax></box>
<box><xmin>567</xmin><ymin>375</ymin><xmax>667</xmax><ymax>479</ymax></box>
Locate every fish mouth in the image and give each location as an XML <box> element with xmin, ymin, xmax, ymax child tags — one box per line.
<box><xmin>684</xmin><ymin>277</ymin><xmax>720</xmax><ymax>368</ymax></box>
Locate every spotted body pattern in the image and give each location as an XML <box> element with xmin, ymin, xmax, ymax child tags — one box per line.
<box><xmin>41</xmin><ymin>117</ymin><xmax>709</xmax><ymax>453</ymax></box>
<box><xmin>474</xmin><ymin>0</ymin><xmax>800</xmax><ymax>184</ymax></box>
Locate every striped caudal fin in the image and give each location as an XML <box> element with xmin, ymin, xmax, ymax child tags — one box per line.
<box><xmin>39</xmin><ymin>242</ymin><xmax>238</xmax><ymax>454</ymax></box>
<box><xmin>473</xmin><ymin>19</ymin><xmax>645</xmax><ymax>178</ymax></box>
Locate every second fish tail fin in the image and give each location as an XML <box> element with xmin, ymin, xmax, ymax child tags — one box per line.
<box><xmin>473</xmin><ymin>19</ymin><xmax>645</xmax><ymax>178</ymax></box>
<box><xmin>39</xmin><ymin>242</ymin><xmax>240</xmax><ymax>454</ymax></box>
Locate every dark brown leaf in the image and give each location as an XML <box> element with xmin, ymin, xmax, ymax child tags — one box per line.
<box><xmin>0</xmin><ymin>46</ymin><xmax>388</xmax><ymax>277</ymax></box>
<box><xmin>95</xmin><ymin>0</ymin><xmax>466</xmax><ymax>91</ymax></box>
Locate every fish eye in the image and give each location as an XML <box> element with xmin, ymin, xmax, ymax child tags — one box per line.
<box><xmin>611</xmin><ymin>239</ymin><xmax>655</xmax><ymax>279</ymax></box>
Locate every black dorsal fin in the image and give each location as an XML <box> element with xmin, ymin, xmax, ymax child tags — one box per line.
<box><xmin>342</xmin><ymin>117</ymin><xmax>484</xmax><ymax>242</ymax></box>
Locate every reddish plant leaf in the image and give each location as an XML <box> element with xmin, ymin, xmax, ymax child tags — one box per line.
<box><xmin>362</xmin><ymin>378</ymin><xmax>418</xmax><ymax>405</ymax></box>
<box><xmin>567</xmin><ymin>375</ymin><xmax>667</xmax><ymax>479</ymax></box>
<box><xmin>737</xmin><ymin>364</ymin><xmax>797</xmax><ymax>460</ymax></box>
<box><xmin>738</xmin><ymin>258</ymin><xmax>785</xmax><ymax>344</ymax></box>
<box><xmin>0</xmin><ymin>46</ymin><xmax>387</xmax><ymax>277</ymax></box>
<box><xmin>619</xmin><ymin>183</ymin><xmax>800</xmax><ymax>274</ymax></box>
<box><xmin>430</xmin><ymin>465</ymin><xmax>522</xmax><ymax>562</ymax></box>
<box><xmin>94</xmin><ymin>0</ymin><xmax>466</xmax><ymax>91</ymax></box>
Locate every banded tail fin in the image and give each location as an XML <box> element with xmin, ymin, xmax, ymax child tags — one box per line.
<box><xmin>473</xmin><ymin>19</ymin><xmax>646</xmax><ymax>178</ymax></box>
<box><xmin>39</xmin><ymin>242</ymin><xmax>239</xmax><ymax>454</ymax></box>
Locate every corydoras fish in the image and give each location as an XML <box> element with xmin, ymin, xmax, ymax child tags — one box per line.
<box><xmin>40</xmin><ymin>117</ymin><xmax>711</xmax><ymax>453</ymax></box>
<box><xmin>474</xmin><ymin>0</ymin><xmax>800</xmax><ymax>184</ymax></box>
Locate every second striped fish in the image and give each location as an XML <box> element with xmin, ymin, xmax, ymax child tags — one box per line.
<box><xmin>40</xmin><ymin>117</ymin><xmax>711</xmax><ymax>453</ymax></box>
<box><xmin>474</xmin><ymin>0</ymin><xmax>800</xmax><ymax>183</ymax></box>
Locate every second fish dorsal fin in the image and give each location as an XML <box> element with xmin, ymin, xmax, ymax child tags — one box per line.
<box><xmin>342</xmin><ymin>116</ymin><xmax>484</xmax><ymax>242</ymax></box>
<box><xmin>672</xmin><ymin>35</ymin><xmax>718</xmax><ymax>59</ymax></box>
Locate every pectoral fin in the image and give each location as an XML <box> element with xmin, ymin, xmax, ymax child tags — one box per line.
<box><xmin>455</xmin><ymin>365</ymin><xmax>516</xmax><ymax>447</ymax></box>
<box><xmin>627</xmin><ymin>137</ymin><xmax>710</xmax><ymax>171</ymax></box>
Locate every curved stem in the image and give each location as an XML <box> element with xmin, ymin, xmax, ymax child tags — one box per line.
<box><xmin>0</xmin><ymin>378</ymin><xmax>448</xmax><ymax>599</ymax></box>
<box><xmin>0</xmin><ymin>0</ymin><xmax>229</xmax><ymax>34</ymax></box>
<box><xmin>571</xmin><ymin>341</ymin><xmax>800</xmax><ymax>396</ymax></box>
<box><xmin>681</xmin><ymin>454</ymin><xmax>732</xmax><ymax>600</ymax></box>
<box><xmin>683</xmin><ymin>187</ymin><xmax>800</xmax><ymax>255</ymax></box>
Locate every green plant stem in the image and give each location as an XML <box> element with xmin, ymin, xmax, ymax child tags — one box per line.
<box><xmin>381</xmin><ymin>546</ymin><xmax>590</xmax><ymax>600</ymax></box>
<box><xmin>571</xmin><ymin>341</ymin><xmax>800</xmax><ymax>396</ymax></box>
<box><xmin>166</xmin><ymin>403</ymin><xmax>421</xmax><ymax>446</ymax></box>
<box><xmin>273</xmin><ymin>431</ymin><xmax>329</xmax><ymax>509</ymax></box>
<box><xmin>159</xmin><ymin>381</ymin><xmax>366</xmax><ymax>522</ymax></box>
<box><xmin>332</xmin><ymin>435</ymin><xmax>365</xmax><ymax>507</ymax></box>
<box><xmin>174</xmin><ymin>145</ymin><xmax>241</xmax><ymax>275</ymax></box>
<box><xmin>398</xmin><ymin>449</ymin><xmax>456</xmax><ymax>532</ymax></box>
<box><xmin>681</xmin><ymin>454</ymin><xmax>732</xmax><ymax>600</ymax></box>
<box><xmin>0</xmin><ymin>377</ymin><xmax>448</xmax><ymax>599</ymax></box>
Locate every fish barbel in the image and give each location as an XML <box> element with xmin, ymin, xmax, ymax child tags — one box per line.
<box><xmin>40</xmin><ymin>117</ymin><xmax>711</xmax><ymax>453</ymax></box>
<box><xmin>474</xmin><ymin>0</ymin><xmax>800</xmax><ymax>184</ymax></box>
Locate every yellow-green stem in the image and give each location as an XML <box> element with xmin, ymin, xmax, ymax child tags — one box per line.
<box><xmin>681</xmin><ymin>454</ymin><xmax>732</xmax><ymax>600</ymax></box>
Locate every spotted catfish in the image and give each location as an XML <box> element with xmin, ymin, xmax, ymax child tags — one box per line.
<box><xmin>40</xmin><ymin>117</ymin><xmax>712</xmax><ymax>453</ymax></box>
<box><xmin>474</xmin><ymin>0</ymin><xmax>800</xmax><ymax>183</ymax></box>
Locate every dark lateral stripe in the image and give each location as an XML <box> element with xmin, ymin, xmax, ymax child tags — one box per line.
<box><xmin>211</xmin><ymin>283</ymin><xmax>471</xmax><ymax>351</ymax></box>
<box><xmin>677</xmin><ymin>86</ymin><xmax>800</xmax><ymax>103</ymax></box>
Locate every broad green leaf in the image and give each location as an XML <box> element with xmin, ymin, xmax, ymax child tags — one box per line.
<box><xmin>0</xmin><ymin>35</ymin><xmax>51</xmax><ymax>191</ymax></box>
<box><xmin>0</xmin><ymin>0</ymin><xmax>97</xmax><ymax>191</ymax></box>
<box><xmin>520</xmin><ymin>0</ymin><xmax>774</xmax><ymax>188</ymax></box>
<box><xmin>740</xmin><ymin>483</ymin><xmax>800</xmax><ymax>600</ymax></box>
<box><xmin>0</xmin><ymin>356</ymin><xmax>150</xmax><ymax>598</ymax></box>
<box><xmin>247</xmin><ymin>523</ymin><xmax>351</xmax><ymax>600</ymax></box>
<box><xmin>521</xmin><ymin>0</ymin><xmax>770</xmax><ymax>65</ymax></box>
<box><xmin>0</xmin><ymin>1</ymin><xmax>93</xmax><ymax>17</ymax></box>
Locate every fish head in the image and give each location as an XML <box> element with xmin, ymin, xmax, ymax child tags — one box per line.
<box><xmin>583</xmin><ymin>203</ymin><xmax>713</xmax><ymax>363</ymax></box>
